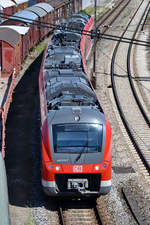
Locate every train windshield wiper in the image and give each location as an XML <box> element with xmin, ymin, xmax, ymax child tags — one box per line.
<box><xmin>75</xmin><ymin>142</ymin><xmax>88</xmax><ymax>162</ymax></box>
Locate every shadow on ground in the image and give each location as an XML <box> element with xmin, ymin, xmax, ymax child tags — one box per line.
<box><xmin>5</xmin><ymin>53</ymin><xmax>43</xmax><ymax>207</ymax></box>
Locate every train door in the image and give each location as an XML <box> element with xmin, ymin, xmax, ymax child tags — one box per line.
<box><xmin>2</xmin><ymin>42</ymin><xmax>14</xmax><ymax>77</ymax></box>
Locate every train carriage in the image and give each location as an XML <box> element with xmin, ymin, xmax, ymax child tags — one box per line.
<box><xmin>0</xmin><ymin>0</ymin><xmax>112</xmax><ymax>199</ymax></box>
<box><xmin>8</xmin><ymin>10</ymin><xmax>39</xmax><ymax>48</ymax></box>
<box><xmin>0</xmin><ymin>27</ymin><xmax>22</xmax><ymax>77</ymax></box>
<box><xmin>35</xmin><ymin>3</ymin><xmax>54</xmax><ymax>36</ymax></box>
<box><xmin>0</xmin><ymin>0</ymin><xmax>82</xmax><ymax>78</ymax></box>
<box><xmin>26</xmin><ymin>5</ymin><xmax>48</xmax><ymax>40</ymax></box>
<box><xmin>0</xmin><ymin>0</ymin><xmax>16</xmax><ymax>21</ymax></box>
<box><xmin>39</xmin><ymin>13</ymin><xmax>112</xmax><ymax>198</ymax></box>
<box><xmin>0</xmin><ymin>25</ymin><xmax>29</xmax><ymax>64</ymax></box>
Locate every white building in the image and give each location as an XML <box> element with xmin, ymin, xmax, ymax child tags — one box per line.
<box><xmin>82</xmin><ymin>0</ymin><xmax>92</xmax><ymax>9</ymax></box>
<box><xmin>82</xmin><ymin>0</ymin><xmax>115</xmax><ymax>9</ymax></box>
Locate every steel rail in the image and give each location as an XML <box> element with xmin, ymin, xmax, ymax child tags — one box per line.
<box><xmin>57</xmin><ymin>202</ymin><xmax>66</xmax><ymax>225</ymax></box>
<box><xmin>96</xmin><ymin>0</ymin><xmax>132</xmax><ymax>33</ymax></box>
<box><xmin>57</xmin><ymin>200</ymin><xmax>104</xmax><ymax>225</ymax></box>
<box><xmin>122</xmin><ymin>188</ymin><xmax>148</xmax><ymax>225</ymax></box>
<box><xmin>111</xmin><ymin>0</ymin><xmax>150</xmax><ymax>174</ymax></box>
<box><xmin>127</xmin><ymin>3</ymin><xmax>150</xmax><ymax>127</ymax></box>
<box><xmin>93</xmin><ymin>203</ymin><xmax>105</xmax><ymax>225</ymax></box>
<box><xmin>141</xmin><ymin>6</ymin><xmax>150</xmax><ymax>31</ymax></box>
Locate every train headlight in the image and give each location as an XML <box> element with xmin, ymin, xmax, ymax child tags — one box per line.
<box><xmin>95</xmin><ymin>165</ymin><xmax>100</xmax><ymax>171</ymax></box>
<box><xmin>55</xmin><ymin>166</ymin><xmax>61</xmax><ymax>171</ymax></box>
<box><xmin>74</xmin><ymin>115</ymin><xmax>80</xmax><ymax>121</ymax></box>
<box><xmin>49</xmin><ymin>164</ymin><xmax>61</xmax><ymax>171</ymax></box>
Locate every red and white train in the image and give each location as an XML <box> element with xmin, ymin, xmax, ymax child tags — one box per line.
<box><xmin>39</xmin><ymin>13</ymin><xmax>112</xmax><ymax>198</ymax></box>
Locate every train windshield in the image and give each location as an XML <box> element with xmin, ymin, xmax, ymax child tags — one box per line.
<box><xmin>53</xmin><ymin>123</ymin><xmax>103</xmax><ymax>153</ymax></box>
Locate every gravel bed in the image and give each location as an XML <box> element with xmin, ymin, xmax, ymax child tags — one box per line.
<box><xmin>30</xmin><ymin>1</ymin><xmax>150</xmax><ymax>225</ymax></box>
<box><xmin>7</xmin><ymin>1</ymin><xmax>150</xmax><ymax>224</ymax></box>
<box><xmin>88</xmin><ymin>0</ymin><xmax>150</xmax><ymax>224</ymax></box>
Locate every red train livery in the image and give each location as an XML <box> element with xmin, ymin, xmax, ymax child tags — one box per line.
<box><xmin>39</xmin><ymin>13</ymin><xmax>112</xmax><ymax>198</ymax></box>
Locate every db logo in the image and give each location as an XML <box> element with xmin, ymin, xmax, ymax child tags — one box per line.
<box><xmin>73</xmin><ymin>165</ymin><xmax>83</xmax><ymax>173</ymax></box>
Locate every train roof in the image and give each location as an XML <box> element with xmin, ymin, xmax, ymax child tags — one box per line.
<box><xmin>44</xmin><ymin>68</ymin><xmax>100</xmax><ymax>110</ymax></box>
<box><xmin>0</xmin><ymin>25</ymin><xmax>29</xmax><ymax>35</ymax></box>
<box><xmin>0</xmin><ymin>0</ymin><xmax>15</xmax><ymax>8</ymax></box>
<box><xmin>65</xmin><ymin>17</ymin><xmax>87</xmax><ymax>25</ymax></box>
<box><xmin>70</xmin><ymin>13</ymin><xmax>91</xmax><ymax>22</ymax></box>
<box><xmin>41</xmin><ymin>12</ymin><xmax>103</xmax><ymax>113</ymax></box>
<box><xmin>47</xmin><ymin>45</ymin><xmax>80</xmax><ymax>54</ymax></box>
<box><xmin>49</xmin><ymin>0</ymin><xmax>66</xmax><ymax>8</ymax></box>
<box><xmin>51</xmin><ymin>30</ymin><xmax>81</xmax><ymax>46</ymax></box>
<box><xmin>11</xmin><ymin>10</ymin><xmax>38</xmax><ymax>23</ymax></box>
<box><xmin>62</xmin><ymin>20</ymin><xmax>85</xmax><ymax>33</ymax></box>
<box><xmin>13</xmin><ymin>0</ymin><xmax>28</xmax><ymax>4</ymax></box>
<box><xmin>26</xmin><ymin>5</ymin><xmax>47</xmax><ymax>17</ymax></box>
<box><xmin>35</xmin><ymin>3</ymin><xmax>54</xmax><ymax>13</ymax></box>
<box><xmin>44</xmin><ymin>69</ymin><xmax>89</xmax><ymax>88</ymax></box>
<box><xmin>46</xmin><ymin>78</ymin><xmax>97</xmax><ymax>109</ymax></box>
<box><xmin>45</xmin><ymin>46</ymin><xmax>81</xmax><ymax>69</ymax></box>
<box><xmin>0</xmin><ymin>27</ymin><xmax>20</xmax><ymax>47</ymax></box>
<box><xmin>48</xmin><ymin>106</ymin><xmax>105</xmax><ymax>125</ymax></box>
<box><xmin>44</xmin><ymin>69</ymin><xmax>87</xmax><ymax>80</ymax></box>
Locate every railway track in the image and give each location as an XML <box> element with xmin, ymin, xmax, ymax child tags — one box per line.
<box><xmin>5</xmin><ymin>1</ymin><xmax>147</xmax><ymax>224</ymax></box>
<box><xmin>96</xmin><ymin>0</ymin><xmax>132</xmax><ymax>33</ymax></box>
<box><xmin>87</xmin><ymin>0</ymin><xmax>132</xmax><ymax>85</ymax></box>
<box><xmin>57</xmin><ymin>200</ymin><xmax>103</xmax><ymax>225</ymax></box>
<box><xmin>89</xmin><ymin>0</ymin><xmax>150</xmax><ymax>224</ymax></box>
<box><xmin>111</xmin><ymin>0</ymin><xmax>150</xmax><ymax>175</ymax></box>
<box><xmin>122</xmin><ymin>187</ymin><xmax>149</xmax><ymax>225</ymax></box>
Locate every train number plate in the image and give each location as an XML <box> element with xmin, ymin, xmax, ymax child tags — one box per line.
<box><xmin>67</xmin><ymin>179</ymin><xmax>88</xmax><ymax>190</ymax></box>
<box><xmin>73</xmin><ymin>165</ymin><xmax>83</xmax><ymax>173</ymax></box>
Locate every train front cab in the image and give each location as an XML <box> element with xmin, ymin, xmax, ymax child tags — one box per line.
<box><xmin>41</xmin><ymin>117</ymin><xmax>112</xmax><ymax>198</ymax></box>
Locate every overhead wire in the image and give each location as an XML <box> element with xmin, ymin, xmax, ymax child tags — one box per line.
<box><xmin>1</xmin><ymin>8</ymin><xmax>148</xmax><ymax>149</ymax></box>
<box><xmin>0</xmin><ymin>12</ymin><xmax>150</xmax><ymax>48</ymax></box>
<box><xmin>0</xmin><ymin>11</ymin><xmax>150</xmax><ymax>82</ymax></box>
<box><xmin>1</xmin><ymin>11</ymin><xmax>149</xmax><ymax>129</ymax></box>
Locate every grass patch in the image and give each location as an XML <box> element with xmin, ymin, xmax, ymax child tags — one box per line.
<box><xmin>25</xmin><ymin>215</ymin><xmax>36</xmax><ymax>225</ymax></box>
<box><xmin>80</xmin><ymin>6</ymin><xmax>109</xmax><ymax>19</ymax></box>
<box><xmin>80</xmin><ymin>6</ymin><xmax>101</xmax><ymax>16</ymax></box>
<box><xmin>29</xmin><ymin>41</ymin><xmax>48</xmax><ymax>56</ymax></box>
